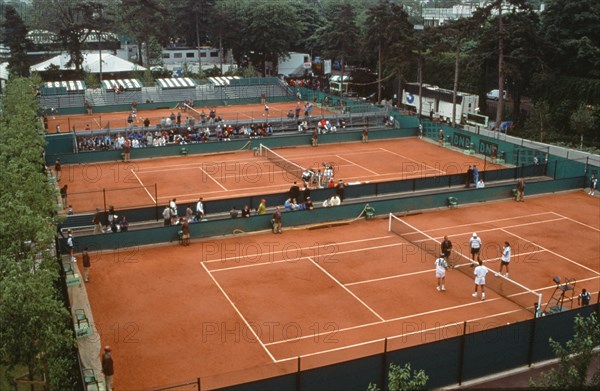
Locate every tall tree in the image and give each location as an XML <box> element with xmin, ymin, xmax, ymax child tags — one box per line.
<box><xmin>120</xmin><ymin>0</ymin><xmax>172</xmax><ymax>66</ymax></box>
<box><xmin>317</xmin><ymin>1</ymin><xmax>360</xmax><ymax>86</ymax></box>
<box><xmin>1</xmin><ymin>5</ymin><xmax>30</xmax><ymax>77</ymax></box>
<box><xmin>363</xmin><ymin>0</ymin><xmax>413</xmax><ymax>103</ymax></box>
<box><xmin>540</xmin><ymin>0</ymin><xmax>600</xmax><ymax>79</ymax></box>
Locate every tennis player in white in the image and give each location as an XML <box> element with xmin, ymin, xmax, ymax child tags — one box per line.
<box><xmin>473</xmin><ymin>259</ymin><xmax>488</xmax><ymax>300</ymax></box>
<box><xmin>469</xmin><ymin>232</ymin><xmax>482</xmax><ymax>262</ymax></box>
<box><xmin>498</xmin><ymin>241</ymin><xmax>511</xmax><ymax>277</ymax></box>
<box><xmin>435</xmin><ymin>253</ymin><xmax>448</xmax><ymax>291</ymax></box>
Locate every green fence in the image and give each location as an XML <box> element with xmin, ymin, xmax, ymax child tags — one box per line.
<box><xmin>145</xmin><ymin>303</ymin><xmax>599</xmax><ymax>390</ymax></box>
<box><xmin>58</xmin><ymin>176</ymin><xmax>582</xmax><ymax>253</ymax></box>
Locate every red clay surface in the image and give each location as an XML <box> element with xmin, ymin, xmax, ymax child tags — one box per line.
<box><xmin>81</xmin><ymin>191</ymin><xmax>600</xmax><ymax>390</ymax></box>
<box><xmin>46</xmin><ymin>102</ymin><xmax>336</xmax><ymax>133</ymax></box>
<box><xmin>59</xmin><ymin>138</ymin><xmax>502</xmax><ymax>213</ymax></box>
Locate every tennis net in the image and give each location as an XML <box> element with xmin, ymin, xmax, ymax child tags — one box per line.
<box><xmin>388</xmin><ymin>213</ymin><xmax>541</xmax><ymax>314</ymax></box>
<box><xmin>259</xmin><ymin>144</ymin><xmax>304</xmax><ymax>179</ymax></box>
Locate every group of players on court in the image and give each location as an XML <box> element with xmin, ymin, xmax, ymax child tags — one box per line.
<box><xmin>434</xmin><ymin>233</ymin><xmax>511</xmax><ymax>301</ymax></box>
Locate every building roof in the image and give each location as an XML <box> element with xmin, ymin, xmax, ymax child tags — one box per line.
<box><xmin>31</xmin><ymin>51</ymin><xmax>145</xmax><ymax>73</ymax></box>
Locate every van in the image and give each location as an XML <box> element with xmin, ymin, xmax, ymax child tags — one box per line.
<box><xmin>486</xmin><ymin>89</ymin><xmax>507</xmax><ymax>101</ymax></box>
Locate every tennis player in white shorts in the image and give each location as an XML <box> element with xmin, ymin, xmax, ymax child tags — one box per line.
<box><xmin>473</xmin><ymin>259</ymin><xmax>488</xmax><ymax>300</ymax></box>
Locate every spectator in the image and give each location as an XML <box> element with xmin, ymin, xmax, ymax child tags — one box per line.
<box><xmin>67</xmin><ymin>230</ymin><xmax>75</xmax><ymax>262</ymax></box>
<box><xmin>163</xmin><ymin>205</ymin><xmax>171</xmax><ymax>226</ymax></box>
<box><xmin>82</xmin><ymin>247</ymin><xmax>91</xmax><ymax>282</ymax></box>
<box><xmin>185</xmin><ymin>205</ymin><xmax>194</xmax><ymax>221</ymax></box>
<box><xmin>257</xmin><ymin>199</ymin><xmax>267</xmax><ymax>215</ymax></box>
<box><xmin>578</xmin><ymin>288</ymin><xmax>591</xmax><ymax>306</ymax></box>
<box><xmin>102</xmin><ymin>346</ymin><xmax>114</xmax><ymax>391</ymax></box>
<box><xmin>119</xmin><ymin>216</ymin><xmax>129</xmax><ymax>232</ymax></box>
<box><xmin>60</xmin><ymin>184</ymin><xmax>68</xmax><ymax>206</ymax></box>
<box><xmin>54</xmin><ymin>159</ymin><xmax>62</xmax><ymax>181</ymax></box>
<box><xmin>196</xmin><ymin>197</ymin><xmax>205</xmax><ymax>220</ymax></box>
<box><xmin>335</xmin><ymin>180</ymin><xmax>345</xmax><ymax>201</ymax></box>
<box><xmin>516</xmin><ymin>178</ymin><xmax>525</xmax><ymax>201</ymax></box>
<box><xmin>305</xmin><ymin>197</ymin><xmax>314</xmax><ymax>210</ymax></box>
<box><xmin>476</xmin><ymin>179</ymin><xmax>485</xmax><ymax>189</ymax></box>
<box><xmin>180</xmin><ymin>218</ymin><xmax>190</xmax><ymax>246</ymax></box>
<box><xmin>93</xmin><ymin>208</ymin><xmax>103</xmax><ymax>234</ymax></box>
<box><xmin>289</xmin><ymin>181</ymin><xmax>300</xmax><ymax>200</ymax></box>
<box><xmin>229</xmin><ymin>206</ymin><xmax>239</xmax><ymax>218</ymax></box>
<box><xmin>169</xmin><ymin>198</ymin><xmax>178</xmax><ymax>224</ymax></box>
<box><xmin>284</xmin><ymin>198</ymin><xmax>297</xmax><ymax>212</ymax></box>
<box><xmin>241</xmin><ymin>205</ymin><xmax>251</xmax><ymax>218</ymax></box>
<box><xmin>272</xmin><ymin>206</ymin><xmax>282</xmax><ymax>233</ymax></box>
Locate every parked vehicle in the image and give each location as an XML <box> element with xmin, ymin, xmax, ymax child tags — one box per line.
<box><xmin>486</xmin><ymin>89</ymin><xmax>507</xmax><ymax>101</ymax></box>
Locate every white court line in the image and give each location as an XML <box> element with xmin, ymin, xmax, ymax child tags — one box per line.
<box><xmin>427</xmin><ymin>217</ymin><xmax>567</xmax><ymax>241</ymax></box>
<box><xmin>379</xmin><ymin>147</ymin><xmax>445</xmax><ymax>175</ymax></box>
<box><xmin>424</xmin><ymin>212</ymin><xmax>557</xmax><ymax>235</ymax></box>
<box><xmin>500</xmin><ymin>228</ymin><xmax>600</xmax><ymax>276</ymax></box>
<box><xmin>209</xmin><ymin>241</ymin><xmax>404</xmax><ymax>273</ymax></box>
<box><xmin>306</xmin><ymin>256</ymin><xmax>385</xmax><ymax>322</ymax></box>
<box><xmin>335</xmin><ymin>154</ymin><xmax>379</xmax><ymax>175</ymax></box>
<box><xmin>266</xmin><ymin>295</ymin><xmax>507</xmax><ymax>348</ymax></box>
<box><xmin>203</xmin><ymin>235</ymin><xmax>394</xmax><ymax>264</ymax></box>
<box><xmin>129</xmin><ymin>169</ymin><xmax>156</xmax><ymax>204</ymax></box>
<box><xmin>550</xmin><ymin>211</ymin><xmax>600</xmax><ymax>232</ymax></box>
<box><xmin>198</xmin><ymin>166</ymin><xmax>228</xmax><ymax>191</ymax></box>
<box><xmin>200</xmin><ymin>262</ymin><xmax>276</xmax><ymax>362</ymax></box>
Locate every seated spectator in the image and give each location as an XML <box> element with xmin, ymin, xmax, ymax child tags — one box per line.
<box><xmin>327</xmin><ymin>178</ymin><xmax>336</xmax><ymax>188</ymax></box>
<box><xmin>119</xmin><ymin>216</ymin><xmax>129</xmax><ymax>232</ymax></box>
<box><xmin>241</xmin><ymin>205</ymin><xmax>251</xmax><ymax>218</ymax></box>
<box><xmin>229</xmin><ymin>206</ymin><xmax>239</xmax><ymax>218</ymax></box>
<box><xmin>323</xmin><ymin>195</ymin><xmax>341</xmax><ymax>208</ymax></box>
<box><xmin>305</xmin><ymin>197</ymin><xmax>314</xmax><ymax>210</ymax></box>
<box><xmin>284</xmin><ymin>198</ymin><xmax>297</xmax><ymax>212</ymax></box>
<box><xmin>476</xmin><ymin>179</ymin><xmax>486</xmax><ymax>189</ymax></box>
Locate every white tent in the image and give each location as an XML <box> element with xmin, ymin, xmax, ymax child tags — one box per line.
<box><xmin>31</xmin><ymin>51</ymin><xmax>146</xmax><ymax>74</ymax></box>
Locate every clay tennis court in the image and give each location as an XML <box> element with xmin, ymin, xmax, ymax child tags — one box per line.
<box><xmin>46</xmin><ymin>101</ymin><xmax>337</xmax><ymax>133</ymax></box>
<box><xmin>82</xmin><ymin>191</ymin><xmax>599</xmax><ymax>390</ymax></box>
<box><xmin>60</xmin><ymin>138</ymin><xmax>503</xmax><ymax>213</ymax></box>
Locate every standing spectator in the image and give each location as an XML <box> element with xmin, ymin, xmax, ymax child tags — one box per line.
<box><xmin>163</xmin><ymin>205</ymin><xmax>171</xmax><ymax>226</ymax></box>
<box><xmin>472</xmin><ymin>259</ymin><xmax>488</xmax><ymax>300</ymax></box>
<box><xmin>302</xmin><ymin>185</ymin><xmax>311</xmax><ymax>202</ymax></box>
<box><xmin>418</xmin><ymin>123</ymin><xmax>423</xmax><ymax>138</ymax></box>
<box><xmin>498</xmin><ymin>242</ymin><xmax>511</xmax><ymax>277</ymax></box>
<box><xmin>54</xmin><ymin>159</ymin><xmax>62</xmax><ymax>181</ymax></box>
<box><xmin>272</xmin><ymin>206</ymin><xmax>282</xmax><ymax>233</ymax></box>
<box><xmin>143</xmin><ymin>117</ymin><xmax>150</xmax><ymax>128</ymax></box>
<box><xmin>195</xmin><ymin>197</ymin><xmax>205</xmax><ymax>220</ymax></box>
<box><xmin>102</xmin><ymin>346</ymin><xmax>114</xmax><ymax>391</ymax></box>
<box><xmin>435</xmin><ymin>253</ymin><xmax>448</xmax><ymax>291</ymax></box>
<box><xmin>288</xmin><ymin>181</ymin><xmax>300</xmax><ymax>201</ymax></box>
<box><xmin>82</xmin><ymin>247</ymin><xmax>91</xmax><ymax>282</ymax></box>
<box><xmin>362</xmin><ymin>126</ymin><xmax>369</xmax><ymax>143</ymax></box>
<box><xmin>534</xmin><ymin>302</ymin><xmax>542</xmax><ymax>318</ymax></box>
<box><xmin>93</xmin><ymin>208</ymin><xmax>103</xmax><ymax>234</ymax></box>
<box><xmin>181</xmin><ymin>218</ymin><xmax>190</xmax><ymax>246</ymax></box>
<box><xmin>578</xmin><ymin>288</ymin><xmax>591</xmax><ymax>306</ymax></box>
<box><xmin>169</xmin><ymin>198</ymin><xmax>178</xmax><ymax>224</ymax></box>
<box><xmin>257</xmin><ymin>199</ymin><xmax>267</xmax><ymax>215</ymax></box>
<box><xmin>465</xmin><ymin>165</ymin><xmax>473</xmax><ymax>188</ymax></box>
<box><xmin>516</xmin><ymin>178</ymin><xmax>525</xmax><ymax>201</ymax></box>
<box><xmin>441</xmin><ymin>235</ymin><xmax>453</xmax><ymax>267</ymax></box>
<box><xmin>311</xmin><ymin>128</ymin><xmax>318</xmax><ymax>147</ymax></box>
<box><xmin>67</xmin><ymin>230</ymin><xmax>75</xmax><ymax>262</ymax></box>
<box><xmin>335</xmin><ymin>180</ymin><xmax>345</xmax><ymax>202</ymax></box>
<box><xmin>60</xmin><ymin>184</ymin><xmax>68</xmax><ymax>206</ymax></box>
<box><xmin>469</xmin><ymin>232</ymin><xmax>482</xmax><ymax>263</ymax></box>
<box><xmin>438</xmin><ymin>129</ymin><xmax>444</xmax><ymax>146</ymax></box>
<box><xmin>589</xmin><ymin>173</ymin><xmax>597</xmax><ymax>196</ymax></box>
<box><xmin>473</xmin><ymin>164</ymin><xmax>479</xmax><ymax>186</ymax></box>
<box><xmin>123</xmin><ymin>139</ymin><xmax>131</xmax><ymax>162</ymax></box>
<box><xmin>185</xmin><ymin>205</ymin><xmax>194</xmax><ymax>221</ymax></box>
